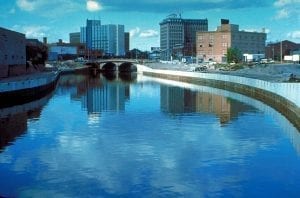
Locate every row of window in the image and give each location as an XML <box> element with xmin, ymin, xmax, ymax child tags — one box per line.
<box><xmin>198</xmin><ymin>34</ymin><xmax>265</xmax><ymax>41</ymax></box>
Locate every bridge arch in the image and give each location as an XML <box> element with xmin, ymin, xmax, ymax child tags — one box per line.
<box><xmin>102</xmin><ymin>62</ymin><xmax>117</xmax><ymax>72</ymax></box>
<box><xmin>119</xmin><ymin>62</ymin><xmax>137</xmax><ymax>72</ymax></box>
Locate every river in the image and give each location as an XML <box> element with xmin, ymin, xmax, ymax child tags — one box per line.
<box><xmin>0</xmin><ymin>73</ymin><xmax>300</xmax><ymax>197</ymax></box>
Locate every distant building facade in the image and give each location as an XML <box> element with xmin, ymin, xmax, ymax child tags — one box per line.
<box><xmin>149</xmin><ymin>47</ymin><xmax>161</xmax><ymax>60</ymax></box>
<box><xmin>265</xmin><ymin>40</ymin><xmax>300</xmax><ymax>61</ymax></box>
<box><xmin>48</xmin><ymin>40</ymin><xmax>85</xmax><ymax>61</ymax></box>
<box><xmin>160</xmin><ymin>14</ymin><xmax>208</xmax><ymax>60</ymax></box>
<box><xmin>86</xmin><ymin>19</ymin><xmax>102</xmax><ymax>51</ymax></box>
<box><xmin>82</xmin><ymin>19</ymin><xmax>125</xmax><ymax>57</ymax></box>
<box><xmin>69</xmin><ymin>32</ymin><xmax>80</xmax><ymax>44</ymax></box>
<box><xmin>80</xmin><ymin>27</ymin><xmax>86</xmax><ymax>44</ymax></box>
<box><xmin>0</xmin><ymin>27</ymin><xmax>26</xmax><ymax>78</ymax></box>
<box><xmin>124</xmin><ymin>32</ymin><xmax>130</xmax><ymax>54</ymax></box>
<box><xmin>196</xmin><ymin>19</ymin><xmax>267</xmax><ymax>63</ymax></box>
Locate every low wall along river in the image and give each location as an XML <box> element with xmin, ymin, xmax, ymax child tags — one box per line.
<box><xmin>137</xmin><ymin>64</ymin><xmax>300</xmax><ymax>130</ymax></box>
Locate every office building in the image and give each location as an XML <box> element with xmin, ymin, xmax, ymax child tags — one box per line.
<box><xmin>69</xmin><ymin>32</ymin><xmax>80</xmax><ymax>44</ymax></box>
<box><xmin>83</xmin><ymin>19</ymin><xmax>125</xmax><ymax>57</ymax></box>
<box><xmin>0</xmin><ymin>27</ymin><xmax>26</xmax><ymax>78</ymax></box>
<box><xmin>86</xmin><ymin>19</ymin><xmax>102</xmax><ymax>50</ymax></box>
<box><xmin>124</xmin><ymin>32</ymin><xmax>130</xmax><ymax>53</ymax></box>
<box><xmin>196</xmin><ymin>19</ymin><xmax>267</xmax><ymax>63</ymax></box>
<box><xmin>80</xmin><ymin>27</ymin><xmax>86</xmax><ymax>44</ymax></box>
<box><xmin>116</xmin><ymin>25</ymin><xmax>125</xmax><ymax>56</ymax></box>
<box><xmin>160</xmin><ymin>14</ymin><xmax>208</xmax><ymax>60</ymax></box>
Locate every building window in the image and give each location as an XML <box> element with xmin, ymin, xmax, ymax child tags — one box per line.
<box><xmin>4</xmin><ymin>55</ymin><xmax>8</xmax><ymax>60</ymax></box>
<box><xmin>222</xmin><ymin>43</ymin><xmax>227</xmax><ymax>47</ymax></box>
<box><xmin>199</xmin><ymin>44</ymin><xmax>203</xmax><ymax>47</ymax></box>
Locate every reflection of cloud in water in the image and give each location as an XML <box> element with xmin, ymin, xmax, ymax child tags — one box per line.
<box><xmin>12</xmin><ymin>111</ymin><xmax>283</xmax><ymax>196</ymax></box>
<box><xmin>2</xmin><ymin>76</ymin><xmax>300</xmax><ymax>196</ymax></box>
<box><xmin>87</xmin><ymin>113</ymin><xmax>101</xmax><ymax>126</ymax></box>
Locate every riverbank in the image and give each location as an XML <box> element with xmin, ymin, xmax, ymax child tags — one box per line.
<box><xmin>145</xmin><ymin>62</ymin><xmax>300</xmax><ymax>82</ymax></box>
<box><xmin>140</xmin><ymin>66</ymin><xmax>300</xmax><ymax>130</ymax></box>
<box><xmin>0</xmin><ymin>65</ymin><xmax>90</xmax><ymax>108</ymax></box>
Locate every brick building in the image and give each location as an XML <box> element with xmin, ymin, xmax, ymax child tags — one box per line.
<box><xmin>196</xmin><ymin>19</ymin><xmax>266</xmax><ymax>63</ymax></box>
<box><xmin>265</xmin><ymin>40</ymin><xmax>300</xmax><ymax>61</ymax></box>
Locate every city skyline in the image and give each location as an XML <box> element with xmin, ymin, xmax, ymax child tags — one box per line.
<box><xmin>0</xmin><ymin>0</ymin><xmax>299</xmax><ymax>50</ymax></box>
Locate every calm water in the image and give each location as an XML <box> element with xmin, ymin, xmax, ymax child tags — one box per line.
<box><xmin>0</xmin><ymin>73</ymin><xmax>300</xmax><ymax>197</ymax></box>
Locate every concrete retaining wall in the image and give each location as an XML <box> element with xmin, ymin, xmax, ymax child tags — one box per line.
<box><xmin>137</xmin><ymin>65</ymin><xmax>300</xmax><ymax>130</ymax></box>
<box><xmin>0</xmin><ymin>72</ymin><xmax>58</xmax><ymax>93</ymax></box>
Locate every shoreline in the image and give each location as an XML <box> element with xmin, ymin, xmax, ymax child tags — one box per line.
<box><xmin>140</xmin><ymin>67</ymin><xmax>300</xmax><ymax>131</ymax></box>
<box><xmin>145</xmin><ymin>62</ymin><xmax>300</xmax><ymax>82</ymax></box>
<box><xmin>0</xmin><ymin>62</ymin><xmax>299</xmax><ymax>130</ymax></box>
<box><xmin>0</xmin><ymin>66</ymin><xmax>90</xmax><ymax>108</ymax></box>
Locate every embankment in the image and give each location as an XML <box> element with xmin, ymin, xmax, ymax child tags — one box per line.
<box><xmin>138</xmin><ymin>65</ymin><xmax>300</xmax><ymax>131</ymax></box>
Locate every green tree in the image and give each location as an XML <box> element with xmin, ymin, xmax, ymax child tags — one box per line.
<box><xmin>226</xmin><ymin>47</ymin><xmax>242</xmax><ymax>63</ymax></box>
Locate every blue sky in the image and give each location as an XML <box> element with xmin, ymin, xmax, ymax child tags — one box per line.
<box><xmin>0</xmin><ymin>0</ymin><xmax>299</xmax><ymax>50</ymax></box>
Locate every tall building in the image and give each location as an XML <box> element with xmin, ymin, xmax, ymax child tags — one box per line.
<box><xmin>196</xmin><ymin>19</ymin><xmax>267</xmax><ymax>63</ymax></box>
<box><xmin>160</xmin><ymin>14</ymin><xmax>208</xmax><ymax>60</ymax></box>
<box><xmin>83</xmin><ymin>20</ymin><xmax>125</xmax><ymax>57</ymax></box>
<box><xmin>0</xmin><ymin>27</ymin><xmax>26</xmax><ymax>78</ymax></box>
<box><xmin>124</xmin><ymin>32</ymin><xmax>130</xmax><ymax>54</ymax></box>
<box><xmin>116</xmin><ymin>25</ymin><xmax>125</xmax><ymax>56</ymax></box>
<box><xmin>86</xmin><ymin>19</ymin><xmax>102</xmax><ymax>51</ymax></box>
<box><xmin>69</xmin><ymin>32</ymin><xmax>80</xmax><ymax>44</ymax></box>
<box><xmin>80</xmin><ymin>27</ymin><xmax>86</xmax><ymax>44</ymax></box>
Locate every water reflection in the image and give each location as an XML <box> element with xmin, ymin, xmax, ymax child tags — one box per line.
<box><xmin>0</xmin><ymin>74</ymin><xmax>300</xmax><ymax>197</ymax></box>
<box><xmin>0</xmin><ymin>93</ymin><xmax>52</xmax><ymax>152</ymax></box>
<box><xmin>161</xmin><ymin>85</ymin><xmax>254</xmax><ymax>124</ymax></box>
<box><xmin>58</xmin><ymin>74</ymin><xmax>132</xmax><ymax>114</ymax></box>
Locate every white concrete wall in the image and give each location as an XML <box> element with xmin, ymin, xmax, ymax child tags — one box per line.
<box><xmin>137</xmin><ymin>64</ymin><xmax>300</xmax><ymax>107</ymax></box>
<box><xmin>0</xmin><ymin>72</ymin><xmax>58</xmax><ymax>93</ymax></box>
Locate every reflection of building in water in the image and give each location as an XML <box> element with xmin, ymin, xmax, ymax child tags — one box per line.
<box><xmin>82</xmin><ymin>83</ymin><xmax>129</xmax><ymax>114</ymax></box>
<box><xmin>0</xmin><ymin>108</ymin><xmax>43</xmax><ymax>152</ymax></box>
<box><xmin>0</xmin><ymin>113</ymin><xmax>27</xmax><ymax>151</ymax></box>
<box><xmin>58</xmin><ymin>74</ymin><xmax>131</xmax><ymax>115</ymax></box>
<box><xmin>161</xmin><ymin>85</ymin><xmax>253</xmax><ymax>124</ymax></box>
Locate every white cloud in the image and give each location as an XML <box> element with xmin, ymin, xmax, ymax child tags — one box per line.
<box><xmin>243</xmin><ymin>28</ymin><xmax>270</xmax><ymax>34</ymax></box>
<box><xmin>86</xmin><ymin>0</ymin><xmax>102</xmax><ymax>12</ymax></box>
<box><xmin>129</xmin><ymin>27</ymin><xmax>141</xmax><ymax>38</ymax></box>
<box><xmin>16</xmin><ymin>0</ymin><xmax>37</xmax><ymax>11</ymax></box>
<box><xmin>12</xmin><ymin>25</ymin><xmax>49</xmax><ymax>39</ymax></box>
<box><xmin>287</xmin><ymin>31</ymin><xmax>300</xmax><ymax>39</ymax></box>
<box><xmin>16</xmin><ymin>0</ymin><xmax>82</xmax><ymax>18</ymax></box>
<box><xmin>139</xmin><ymin>30</ymin><xmax>159</xmax><ymax>38</ymax></box>
<box><xmin>273</xmin><ymin>0</ymin><xmax>300</xmax><ymax>20</ymax></box>
<box><xmin>274</xmin><ymin>0</ymin><xmax>300</xmax><ymax>7</ymax></box>
<box><xmin>275</xmin><ymin>9</ymin><xmax>290</xmax><ymax>19</ymax></box>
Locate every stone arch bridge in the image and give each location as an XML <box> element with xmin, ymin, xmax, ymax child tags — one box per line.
<box><xmin>86</xmin><ymin>59</ymin><xmax>138</xmax><ymax>73</ymax></box>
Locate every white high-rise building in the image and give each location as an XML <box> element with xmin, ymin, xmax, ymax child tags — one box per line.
<box><xmin>83</xmin><ymin>19</ymin><xmax>125</xmax><ymax>56</ymax></box>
